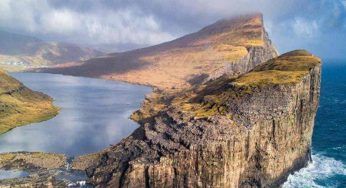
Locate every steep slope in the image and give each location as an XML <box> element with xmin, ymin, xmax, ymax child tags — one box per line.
<box><xmin>41</xmin><ymin>14</ymin><xmax>278</xmax><ymax>90</ymax></box>
<box><xmin>0</xmin><ymin>69</ymin><xmax>58</xmax><ymax>134</ymax></box>
<box><xmin>0</xmin><ymin>30</ymin><xmax>102</xmax><ymax>71</ymax></box>
<box><xmin>84</xmin><ymin>50</ymin><xmax>321</xmax><ymax>187</ymax></box>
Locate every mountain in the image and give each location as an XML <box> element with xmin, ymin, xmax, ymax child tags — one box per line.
<box><xmin>40</xmin><ymin>14</ymin><xmax>278</xmax><ymax>90</ymax></box>
<box><xmin>0</xmin><ymin>69</ymin><xmax>58</xmax><ymax>134</ymax></box>
<box><xmin>0</xmin><ymin>30</ymin><xmax>103</xmax><ymax>71</ymax></box>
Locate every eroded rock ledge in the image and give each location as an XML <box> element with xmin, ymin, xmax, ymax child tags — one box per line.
<box><xmin>85</xmin><ymin>50</ymin><xmax>321</xmax><ymax>187</ymax></box>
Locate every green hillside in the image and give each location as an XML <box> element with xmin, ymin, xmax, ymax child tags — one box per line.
<box><xmin>0</xmin><ymin>69</ymin><xmax>58</xmax><ymax>134</ymax></box>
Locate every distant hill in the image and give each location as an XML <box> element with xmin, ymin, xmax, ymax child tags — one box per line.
<box><xmin>0</xmin><ymin>69</ymin><xmax>58</xmax><ymax>134</ymax></box>
<box><xmin>40</xmin><ymin>14</ymin><xmax>278</xmax><ymax>90</ymax></box>
<box><xmin>0</xmin><ymin>30</ymin><xmax>103</xmax><ymax>71</ymax></box>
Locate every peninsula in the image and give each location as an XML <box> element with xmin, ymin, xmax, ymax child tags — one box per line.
<box><xmin>0</xmin><ymin>69</ymin><xmax>58</xmax><ymax>134</ymax></box>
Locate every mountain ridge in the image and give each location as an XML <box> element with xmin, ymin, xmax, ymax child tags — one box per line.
<box><xmin>0</xmin><ymin>30</ymin><xmax>103</xmax><ymax>72</ymax></box>
<box><xmin>39</xmin><ymin>14</ymin><xmax>278</xmax><ymax>90</ymax></box>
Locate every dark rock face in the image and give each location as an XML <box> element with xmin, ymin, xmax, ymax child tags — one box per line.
<box><xmin>85</xmin><ymin>52</ymin><xmax>321</xmax><ymax>188</ymax></box>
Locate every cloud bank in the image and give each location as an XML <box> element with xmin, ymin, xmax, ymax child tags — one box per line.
<box><xmin>0</xmin><ymin>0</ymin><xmax>174</xmax><ymax>47</ymax></box>
<box><xmin>0</xmin><ymin>0</ymin><xmax>345</xmax><ymax>58</ymax></box>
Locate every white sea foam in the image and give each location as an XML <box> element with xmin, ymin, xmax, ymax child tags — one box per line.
<box><xmin>283</xmin><ymin>154</ymin><xmax>346</xmax><ymax>188</ymax></box>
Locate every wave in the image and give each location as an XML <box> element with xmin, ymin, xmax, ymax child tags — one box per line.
<box><xmin>283</xmin><ymin>154</ymin><xmax>346</xmax><ymax>188</ymax></box>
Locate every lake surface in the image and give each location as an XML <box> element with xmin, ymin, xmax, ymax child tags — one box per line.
<box><xmin>0</xmin><ymin>170</ymin><xmax>28</xmax><ymax>180</ymax></box>
<box><xmin>283</xmin><ymin>61</ymin><xmax>346</xmax><ymax>188</ymax></box>
<box><xmin>0</xmin><ymin>73</ymin><xmax>151</xmax><ymax>156</ymax></box>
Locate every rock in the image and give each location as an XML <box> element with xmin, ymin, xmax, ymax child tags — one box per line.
<box><xmin>0</xmin><ymin>152</ymin><xmax>89</xmax><ymax>187</ymax></box>
<box><xmin>0</xmin><ymin>152</ymin><xmax>66</xmax><ymax>172</ymax></box>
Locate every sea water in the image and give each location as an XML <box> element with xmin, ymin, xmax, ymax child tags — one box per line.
<box><xmin>283</xmin><ymin>61</ymin><xmax>346</xmax><ymax>187</ymax></box>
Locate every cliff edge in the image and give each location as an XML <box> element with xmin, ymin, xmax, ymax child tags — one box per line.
<box><xmin>85</xmin><ymin>50</ymin><xmax>321</xmax><ymax>187</ymax></box>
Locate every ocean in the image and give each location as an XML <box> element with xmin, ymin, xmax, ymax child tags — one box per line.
<box><xmin>283</xmin><ymin>61</ymin><xmax>346</xmax><ymax>187</ymax></box>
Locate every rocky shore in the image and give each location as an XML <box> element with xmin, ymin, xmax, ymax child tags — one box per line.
<box><xmin>0</xmin><ymin>152</ymin><xmax>88</xmax><ymax>187</ymax></box>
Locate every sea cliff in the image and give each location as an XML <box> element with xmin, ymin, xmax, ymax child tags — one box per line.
<box><xmin>85</xmin><ymin>50</ymin><xmax>321</xmax><ymax>187</ymax></box>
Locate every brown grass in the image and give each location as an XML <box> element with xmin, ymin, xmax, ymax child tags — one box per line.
<box><xmin>43</xmin><ymin>14</ymin><xmax>273</xmax><ymax>90</ymax></box>
<box><xmin>234</xmin><ymin>50</ymin><xmax>321</xmax><ymax>87</ymax></box>
<box><xmin>233</xmin><ymin>70</ymin><xmax>307</xmax><ymax>87</ymax></box>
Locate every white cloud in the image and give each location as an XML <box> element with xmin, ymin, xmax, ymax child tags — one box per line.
<box><xmin>78</xmin><ymin>9</ymin><xmax>174</xmax><ymax>45</ymax></box>
<box><xmin>292</xmin><ymin>18</ymin><xmax>319</xmax><ymax>38</ymax></box>
<box><xmin>0</xmin><ymin>0</ymin><xmax>43</xmax><ymax>32</ymax></box>
<box><xmin>0</xmin><ymin>0</ymin><xmax>174</xmax><ymax>46</ymax></box>
<box><xmin>41</xmin><ymin>9</ymin><xmax>81</xmax><ymax>34</ymax></box>
<box><xmin>342</xmin><ymin>0</ymin><xmax>346</xmax><ymax>8</ymax></box>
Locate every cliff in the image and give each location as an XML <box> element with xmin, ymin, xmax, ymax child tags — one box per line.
<box><xmin>0</xmin><ymin>69</ymin><xmax>58</xmax><ymax>134</ymax></box>
<box><xmin>84</xmin><ymin>50</ymin><xmax>321</xmax><ymax>187</ymax></box>
<box><xmin>40</xmin><ymin>14</ymin><xmax>278</xmax><ymax>90</ymax></box>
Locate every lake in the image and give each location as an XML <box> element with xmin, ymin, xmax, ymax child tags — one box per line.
<box><xmin>0</xmin><ymin>73</ymin><xmax>151</xmax><ymax>156</ymax></box>
<box><xmin>0</xmin><ymin>169</ymin><xmax>28</xmax><ymax>180</ymax></box>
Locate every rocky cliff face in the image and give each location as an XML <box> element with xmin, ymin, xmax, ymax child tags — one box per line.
<box><xmin>85</xmin><ymin>50</ymin><xmax>321</xmax><ymax>187</ymax></box>
<box><xmin>208</xmin><ymin>29</ymin><xmax>277</xmax><ymax>81</ymax></box>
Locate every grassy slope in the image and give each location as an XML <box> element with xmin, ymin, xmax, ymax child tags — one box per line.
<box><xmin>234</xmin><ymin>50</ymin><xmax>321</xmax><ymax>86</ymax></box>
<box><xmin>0</xmin><ymin>69</ymin><xmax>58</xmax><ymax>134</ymax></box>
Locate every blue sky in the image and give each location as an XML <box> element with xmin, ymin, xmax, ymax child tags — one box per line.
<box><xmin>0</xmin><ymin>0</ymin><xmax>345</xmax><ymax>59</ymax></box>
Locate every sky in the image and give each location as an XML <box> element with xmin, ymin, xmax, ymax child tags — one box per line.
<box><xmin>0</xmin><ymin>0</ymin><xmax>345</xmax><ymax>59</ymax></box>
